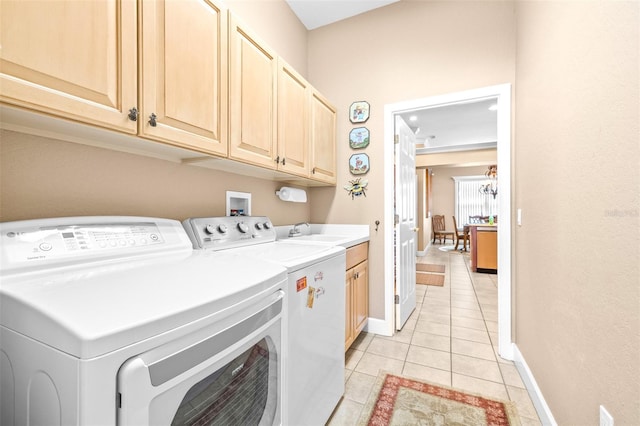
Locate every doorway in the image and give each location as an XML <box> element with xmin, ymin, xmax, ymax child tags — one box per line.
<box><xmin>381</xmin><ymin>84</ymin><xmax>513</xmax><ymax>361</ymax></box>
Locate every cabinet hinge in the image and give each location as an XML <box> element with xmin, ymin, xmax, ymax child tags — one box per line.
<box><xmin>394</xmin><ymin>294</ymin><xmax>399</xmax><ymax>304</ymax></box>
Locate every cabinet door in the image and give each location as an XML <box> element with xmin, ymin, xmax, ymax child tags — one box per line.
<box><xmin>345</xmin><ymin>270</ymin><xmax>354</xmax><ymax>351</ymax></box>
<box><xmin>476</xmin><ymin>231</ymin><xmax>498</xmax><ymax>270</ymax></box>
<box><xmin>0</xmin><ymin>0</ymin><xmax>137</xmax><ymax>133</ymax></box>
<box><xmin>309</xmin><ymin>90</ymin><xmax>337</xmax><ymax>184</ymax></box>
<box><xmin>140</xmin><ymin>0</ymin><xmax>227</xmax><ymax>156</ymax></box>
<box><xmin>228</xmin><ymin>13</ymin><xmax>277</xmax><ymax>168</ymax></box>
<box><xmin>353</xmin><ymin>260</ymin><xmax>369</xmax><ymax>334</ymax></box>
<box><xmin>277</xmin><ymin>60</ymin><xmax>309</xmax><ymax>178</ymax></box>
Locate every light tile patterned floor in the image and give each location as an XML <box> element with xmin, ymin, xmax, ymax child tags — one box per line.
<box><xmin>327</xmin><ymin>245</ymin><xmax>542</xmax><ymax>426</ymax></box>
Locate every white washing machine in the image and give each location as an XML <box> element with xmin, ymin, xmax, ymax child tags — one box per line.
<box><xmin>183</xmin><ymin>217</ymin><xmax>346</xmax><ymax>426</ymax></box>
<box><xmin>0</xmin><ymin>216</ymin><xmax>288</xmax><ymax>426</ymax></box>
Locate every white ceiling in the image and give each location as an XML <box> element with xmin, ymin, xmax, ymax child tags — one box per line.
<box><xmin>398</xmin><ymin>99</ymin><xmax>498</xmax><ymax>153</ymax></box>
<box><xmin>285</xmin><ymin>0</ymin><xmax>399</xmax><ymax>30</ymax></box>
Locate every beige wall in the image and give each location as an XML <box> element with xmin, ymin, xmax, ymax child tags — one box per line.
<box><xmin>514</xmin><ymin>1</ymin><xmax>639</xmax><ymax>424</ymax></box>
<box><xmin>0</xmin><ymin>130</ymin><xmax>310</xmax><ymax>224</ymax></box>
<box><xmin>416</xmin><ymin>169</ymin><xmax>428</xmax><ymax>252</ymax></box>
<box><xmin>308</xmin><ymin>0</ymin><xmax>516</xmax><ymax>318</ymax></box>
<box><xmin>416</xmin><ymin>148</ymin><xmax>497</xmax><ymax>168</ymax></box>
<box><xmin>0</xmin><ymin>1</ymin><xmax>310</xmax><ymax>224</ymax></box>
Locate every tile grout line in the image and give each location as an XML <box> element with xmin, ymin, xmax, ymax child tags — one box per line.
<box><xmin>448</xmin><ymin>251</ymin><xmax>454</xmax><ymax>387</ymax></box>
<box><xmin>462</xmin><ymin>252</ymin><xmax>511</xmax><ymax>398</ymax></box>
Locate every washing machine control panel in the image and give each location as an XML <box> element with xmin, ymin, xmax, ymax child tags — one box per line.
<box><xmin>0</xmin><ymin>217</ymin><xmax>191</xmax><ymax>273</ymax></box>
<box><xmin>183</xmin><ymin>216</ymin><xmax>275</xmax><ymax>250</ymax></box>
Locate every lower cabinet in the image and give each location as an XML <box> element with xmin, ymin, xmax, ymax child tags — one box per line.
<box><xmin>345</xmin><ymin>242</ymin><xmax>369</xmax><ymax>351</ymax></box>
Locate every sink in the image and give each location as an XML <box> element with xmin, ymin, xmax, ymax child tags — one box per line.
<box><xmin>288</xmin><ymin>234</ymin><xmax>347</xmax><ymax>243</ymax></box>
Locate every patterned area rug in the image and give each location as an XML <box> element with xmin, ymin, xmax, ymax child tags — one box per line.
<box><xmin>416</xmin><ymin>263</ymin><xmax>446</xmax><ymax>273</ymax></box>
<box><xmin>357</xmin><ymin>373</ymin><xmax>521</xmax><ymax>426</ymax></box>
<box><xmin>416</xmin><ymin>272</ymin><xmax>444</xmax><ymax>286</ymax></box>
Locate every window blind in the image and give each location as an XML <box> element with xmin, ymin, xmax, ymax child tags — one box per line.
<box><xmin>453</xmin><ymin>176</ymin><xmax>498</xmax><ymax>226</ymax></box>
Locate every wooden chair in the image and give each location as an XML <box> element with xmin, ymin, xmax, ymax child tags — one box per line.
<box><xmin>431</xmin><ymin>215</ymin><xmax>454</xmax><ymax>244</ymax></box>
<box><xmin>452</xmin><ymin>215</ymin><xmax>468</xmax><ymax>251</ymax></box>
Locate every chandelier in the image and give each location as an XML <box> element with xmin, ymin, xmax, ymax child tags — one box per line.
<box><xmin>479</xmin><ymin>165</ymin><xmax>498</xmax><ymax>199</ymax></box>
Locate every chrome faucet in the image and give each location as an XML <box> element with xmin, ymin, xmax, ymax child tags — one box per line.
<box><xmin>289</xmin><ymin>222</ymin><xmax>310</xmax><ymax>237</ymax></box>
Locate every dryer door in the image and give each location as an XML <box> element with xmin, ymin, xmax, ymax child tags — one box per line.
<box><xmin>116</xmin><ymin>291</ymin><xmax>283</xmax><ymax>426</ymax></box>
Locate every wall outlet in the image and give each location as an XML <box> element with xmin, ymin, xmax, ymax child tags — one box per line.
<box><xmin>600</xmin><ymin>405</ymin><xmax>614</xmax><ymax>426</ymax></box>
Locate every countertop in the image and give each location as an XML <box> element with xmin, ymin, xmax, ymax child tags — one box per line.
<box><xmin>274</xmin><ymin>224</ymin><xmax>370</xmax><ymax>248</ymax></box>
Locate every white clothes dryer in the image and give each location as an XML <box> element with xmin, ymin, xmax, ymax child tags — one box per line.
<box><xmin>183</xmin><ymin>217</ymin><xmax>346</xmax><ymax>426</ymax></box>
<box><xmin>0</xmin><ymin>216</ymin><xmax>287</xmax><ymax>426</ymax></box>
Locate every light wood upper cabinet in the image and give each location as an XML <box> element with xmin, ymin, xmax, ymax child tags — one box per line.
<box><xmin>310</xmin><ymin>90</ymin><xmax>337</xmax><ymax>184</ymax></box>
<box><xmin>277</xmin><ymin>59</ymin><xmax>309</xmax><ymax>178</ymax></box>
<box><xmin>139</xmin><ymin>0</ymin><xmax>227</xmax><ymax>156</ymax></box>
<box><xmin>1</xmin><ymin>2</ymin><xmax>337</xmax><ymax>186</ymax></box>
<box><xmin>228</xmin><ymin>13</ymin><xmax>278</xmax><ymax>169</ymax></box>
<box><xmin>0</xmin><ymin>0</ymin><xmax>137</xmax><ymax>133</ymax></box>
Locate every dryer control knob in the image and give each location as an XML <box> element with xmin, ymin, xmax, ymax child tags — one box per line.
<box><xmin>205</xmin><ymin>224</ymin><xmax>216</xmax><ymax>234</ymax></box>
<box><xmin>263</xmin><ymin>222</ymin><xmax>272</xmax><ymax>229</ymax></box>
<box><xmin>218</xmin><ymin>224</ymin><xmax>228</xmax><ymax>234</ymax></box>
<box><xmin>237</xmin><ymin>223</ymin><xmax>249</xmax><ymax>233</ymax></box>
<box><xmin>255</xmin><ymin>223</ymin><xmax>263</xmax><ymax>230</ymax></box>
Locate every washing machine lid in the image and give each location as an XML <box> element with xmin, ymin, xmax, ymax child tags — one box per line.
<box><xmin>227</xmin><ymin>242</ymin><xmax>345</xmax><ymax>271</ymax></box>
<box><xmin>0</xmin><ymin>217</ymin><xmax>287</xmax><ymax>359</ymax></box>
<box><xmin>0</xmin><ymin>251</ymin><xmax>286</xmax><ymax>359</ymax></box>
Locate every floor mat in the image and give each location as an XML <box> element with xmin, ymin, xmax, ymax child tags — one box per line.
<box><xmin>416</xmin><ymin>272</ymin><xmax>444</xmax><ymax>286</ymax></box>
<box><xmin>416</xmin><ymin>263</ymin><xmax>445</xmax><ymax>273</ymax></box>
<box><xmin>357</xmin><ymin>372</ymin><xmax>521</xmax><ymax>426</ymax></box>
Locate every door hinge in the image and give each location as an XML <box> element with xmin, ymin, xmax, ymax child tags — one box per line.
<box><xmin>395</xmin><ymin>294</ymin><xmax>400</xmax><ymax>304</ymax></box>
<box><xmin>116</xmin><ymin>392</ymin><xmax>122</xmax><ymax>408</ymax></box>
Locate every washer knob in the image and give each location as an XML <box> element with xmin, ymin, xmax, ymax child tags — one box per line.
<box><xmin>263</xmin><ymin>222</ymin><xmax>272</xmax><ymax>229</ymax></box>
<box><xmin>237</xmin><ymin>223</ymin><xmax>249</xmax><ymax>233</ymax></box>
<box><xmin>218</xmin><ymin>224</ymin><xmax>228</xmax><ymax>233</ymax></box>
<box><xmin>255</xmin><ymin>223</ymin><xmax>263</xmax><ymax>230</ymax></box>
<box><xmin>205</xmin><ymin>224</ymin><xmax>216</xmax><ymax>234</ymax></box>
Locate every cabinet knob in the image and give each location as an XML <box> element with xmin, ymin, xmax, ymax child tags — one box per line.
<box><xmin>149</xmin><ymin>113</ymin><xmax>157</xmax><ymax>127</ymax></box>
<box><xmin>354</xmin><ymin>272</ymin><xmax>360</xmax><ymax>279</ymax></box>
<box><xmin>127</xmin><ymin>107</ymin><xmax>138</xmax><ymax>121</ymax></box>
<box><xmin>275</xmin><ymin>156</ymin><xmax>280</xmax><ymax>164</ymax></box>
<box><xmin>281</xmin><ymin>157</ymin><xmax>286</xmax><ymax>166</ymax></box>
<box><xmin>312</xmin><ymin>167</ymin><xmax>316</xmax><ymax>174</ymax></box>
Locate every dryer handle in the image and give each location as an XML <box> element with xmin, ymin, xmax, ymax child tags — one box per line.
<box><xmin>147</xmin><ymin>291</ymin><xmax>283</xmax><ymax>386</ymax></box>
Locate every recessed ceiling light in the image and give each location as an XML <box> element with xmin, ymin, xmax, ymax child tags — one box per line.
<box><xmin>488</xmin><ymin>104</ymin><xmax>498</xmax><ymax>111</ymax></box>
<box><xmin>409</xmin><ymin>115</ymin><xmax>418</xmax><ymax>122</ymax></box>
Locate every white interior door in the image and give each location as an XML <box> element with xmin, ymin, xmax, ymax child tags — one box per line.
<box><xmin>395</xmin><ymin>116</ymin><xmax>417</xmax><ymax>330</ymax></box>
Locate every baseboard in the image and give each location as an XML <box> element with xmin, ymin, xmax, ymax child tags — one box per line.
<box><xmin>512</xmin><ymin>344</ymin><xmax>557</xmax><ymax>426</ymax></box>
<box><xmin>364</xmin><ymin>317</ymin><xmax>393</xmax><ymax>336</ymax></box>
<box><xmin>417</xmin><ymin>241</ymin><xmax>432</xmax><ymax>257</ymax></box>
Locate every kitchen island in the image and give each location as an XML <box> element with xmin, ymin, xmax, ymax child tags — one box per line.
<box><xmin>468</xmin><ymin>224</ymin><xmax>498</xmax><ymax>273</ymax></box>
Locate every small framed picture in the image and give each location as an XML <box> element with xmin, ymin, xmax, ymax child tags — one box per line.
<box><xmin>349</xmin><ymin>101</ymin><xmax>370</xmax><ymax>123</ymax></box>
<box><xmin>349</xmin><ymin>127</ymin><xmax>370</xmax><ymax>149</ymax></box>
<box><xmin>349</xmin><ymin>153</ymin><xmax>370</xmax><ymax>175</ymax></box>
